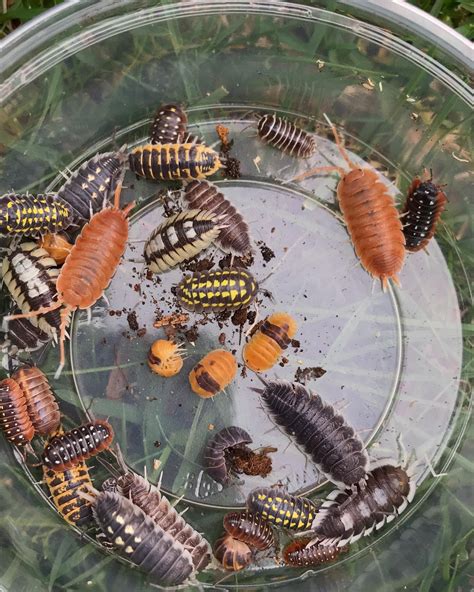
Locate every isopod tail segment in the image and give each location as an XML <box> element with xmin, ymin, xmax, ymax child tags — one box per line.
<box><xmin>5</xmin><ymin>184</ymin><xmax>135</xmax><ymax>379</ymax></box>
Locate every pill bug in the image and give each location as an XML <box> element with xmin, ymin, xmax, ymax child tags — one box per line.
<box><xmin>116</xmin><ymin>467</ymin><xmax>212</xmax><ymax>571</ymax></box>
<box><xmin>176</xmin><ymin>267</ymin><xmax>258</xmax><ymax>313</ymax></box>
<box><xmin>42</xmin><ymin>420</ymin><xmax>114</xmax><ymax>471</ymax></box>
<box><xmin>256</xmin><ymin>113</ymin><xmax>316</xmax><ymax>158</ymax></box>
<box><xmin>223</xmin><ymin>511</ymin><xmax>275</xmax><ymax>551</ymax></box>
<box><xmin>56</xmin><ymin>148</ymin><xmax>127</xmax><ymax>227</ymax></box>
<box><xmin>213</xmin><ymin>533</ymin><xmax>252</xmax><ymax>572</ymax></box>
<box><xmin>203</xmin><ymin>426</ymin><xmax>253</xmax><ymax>484</ymax></box>
<box><xmin>282</xmin><ymin>538</ymin><xmax>347</xmax><ymax>566</ymax></box>
<box><xmin>92</xmin><ymin>491</ymin><xmax>194</xmax><ymax>586</ymax></box>
<box><xmin>243</xmin><ymin>312</ymin><xmax>297</xmax><ymax>372</ymax></box>
<box><xmin>11</xmin><ymin>365</ymin><xmax>60</xmax><ymax>436</ymax></box>
<box><xmin>147</xmin><ymin>339</ymin><xmax>184</xmax><ymax>377</ymax></box>
<box><xmin>311</xmin><ymin>464</ymin><xmax>416</xmax><ymax>547</ymax></box>
<box><xmin>39</xmin><ymin>233</ymin><xmax>73</xmax><ymax>264</ymax></box>
<box><xmin>150</xmin><ymin>104</ymin><xmax>188</xmax><ymax>144</ymax></box>
<box><xmin>0</xmin><ymin>378</ymin><xmax>35</xmax><ymax>446</ymax></box>
<box><xmin>0</xmin><ymin>314</ymin><xmax>49</xmax><ymax>355</ymax></box>
<box><xmin>247</xmin><ymin>486</ymin><xmax>318</xmax><ymax>531</ymax></box>
<box><xmin>2</xmin><ymin>242</ymin><xmax>62</xmax><ymax>338</ymax></box>
<box><xmin>43</xmin><ymin>461</ymin><xmax>94</xmax><ymax>526</ymax></box>
<box><xmin>183</xmin><ymin>180</ymin><xmax>252</xmax><ymax>256</ymax></box>
<box><xmin>6</xmin><ymin>188</ymin><xmax>134</xmax><ymax>376</ymax></box>
<box><xmin>189</xmin><ymin>349</ymin><xmax>237</xmax><ymax>399</ymax></box>
<box><xmin>401</xmin><ymin>172</ymin><xmax>448</xmax><ymax>252</ymax></box>
<box><xmin>0</xmin><ymin>193</ymin><xmax>72</xmax><ymax>236</ymax></box>
<box><xmin>144</xmin><ymin>209</ymin><xmax>222</xmax><ymax>273</ymax></box>
<box><xmin>128</xmin><ymin>143</ymin><xmax>221</xmax><ymax>181</ymax></box>
<box><xmin>258</xmin><ymin>380</ymin><xmax>368</xmax><ymax>487</ymax></box>
<box><xmin>293</xmin><ymin>117</ymin><xmax>405</xmax><ymax>290</ymax></box>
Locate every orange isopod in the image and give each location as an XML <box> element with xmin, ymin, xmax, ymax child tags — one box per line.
<box><xmin>39</xmin><ymin>233</ymin><xmax>73</xmax><ymax>264</ymax></box>
<box><xmin>148</xmin><ymin>339</ymin><xmax>184</xmax><ymax>377</ymax></box>
<box><xmin>243</xmin><ymin>312</ymin><xmax>297</xmax><ymax>373</ymax></box>
<box><xmin>189</xmin><ymin>349</ymin><xmax>237</xmax><ymax>398</ymax></box>
<box><xmin>293</xmin><ymin>116</ymin><xmax>405</xmax><ymax>290</ymax></box>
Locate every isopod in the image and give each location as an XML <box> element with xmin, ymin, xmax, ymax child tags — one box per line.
<box><xmin>213</xmin><ymin>533</ymin><xmax>252</xmax><ymax>571</ymax></box>
<box><xmin>282</xmin><ymin>538</ymin><xmax>347</xmax><ymax>566</ymax></box>
<box><xmin>148</xmin><ymin>339</ymin><xmax>184</xmax><ymax>377</ymax></box>
<box><xmin>176</xmin><ymin>267</ymin><xmax>258</xmax><ymax>312</ymax></box>
<box><xmin>203</xmin><ymin>426</ymin><xmax>252</xmax><ymax>484</ymax></box>
<box><xmin>0</xmin><ymin>193</ymin><xmax>72</xmax><ymax>236</ymax></box>
<box><xmin>189</xmin><ymin>349</ymin><xmax>237</xmax><ymax>399</ymax></box>
<box><xmin>42</xmin><ymin>420</ymin><xmax>114</xmax><ymax>471</ymax></box>
<box><xmin>91</xmin><ymin>491</ymin><xmax>194</xmax><ymax>586</ymax></box>
<box><xmin>257</xmin><ymin>113</ymin><xmax>316</xmax><ymax>158</ymax></box>
<box><xmin>247</xmin><ymin>486</ymin><xmax>318</xmax><ymax>531</ymax></box>
<box><xmin>12</xmin><ymin>365</ymin><xmax>60</xmax><ymax>436</ymax></box>
<box><xmin>257</xmin><ymin>380</ymin><xmax>368</xmax><ymax>487</ymax></box>
<box><xmin>401</xmin><ymin>171</ymin><xmax>448</xmax><ymax>252</ymax></box>
<box><xmin>150</xmin><ymin>103</ymin><xmax>188</xmax><ymax>144</ymax></box>
<box><xmin>311</xmin><ymin>464</ymin><xmax>415</xmax><ymax>547</ymax></box>
<box><xmin>183</xmin><ymin>180</ymin><xmax>252</xmax><ymax>256</ymax></box>
<box><xmin>223</xmin><ymin>511</ymin><xmax>275</xmax><ymax>550</ymax></box>
<box><xmin>293</xmin><ymin>117</ymin><xmax>405</xmax><ymax>289</ymax></box>
<box><xmin>0</xmin><ymin>378</ymin><xmax>35</xmax><ymax>446</ymax></box>
<box><xmin>243</xmin><ymin>312</ymin><xmax>297</xmax><ymax>372</ymax></box>
<box><xmin>129</xmin><ymin>143</ymin><xmax>221</xmax><ymax>181</ymax></box>
<box><xmin>0</xmin><ymin>314</ymin><xmax>49</xmax><ymax>356</ymax></box>
<box><xmin>39</xmin><ymin>233</ymin><xmax>73</xmax><ymax>264</ymax></box>
<box><xmin>144</xmin><ymin>209</ymin><xmax>222</xmax><ymax>273</ymax></box>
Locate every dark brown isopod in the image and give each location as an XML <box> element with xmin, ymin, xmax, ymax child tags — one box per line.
<box><xmin>150</xmin><ymin>103</ymin><xmax>188</xmax><ymax>144</ymax></box>
<box><xmin>203</xmin><ymin>426</ymin><xmax>252</xmax><ymax>484</ymax></box>
<box><xmin>257</xmin><ymin>113</ymin><xmax>316</xmax><ymax>158</ymax></box>
<box><xmin>283</xmin><ymin>538</ymin><xmax>347</xmax><ymax>566</ymax></box>
<box><xmin>223</xmin><ymin>511</ymin><xmax>275</xmax><ymax>550</ymax></box>
<box><xmin>0</xmin><ymin>378</ymin><xmax>35</xmax><ymax>446</ymax></box>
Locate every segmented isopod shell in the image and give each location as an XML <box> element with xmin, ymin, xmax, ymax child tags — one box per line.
<box><xmin>0</xmin><ymin>378</ymin><xmax>35</xmax><ymax>446</ymax></box>
<box><xmin>129</xmin><ymin>143</ymin><xmax>221</xmax><ymax>181</ymax></box>
<box><xmin>213</xmin><ymin>533</ymin><xmax>252</xmax><ymax>571</ymax></box>
<box><xmin>247</xmin><ymin>486</ymin><xmax>318</xmax><ymax>531</ymax></box>
<box><xmin>183</xmin><ymin>180</ymin><xmax>252</xmax><ymax>256</ymax></box>
<box><xmin>147</xmin><ymin>339</ymin><xmax>184</xmax><ymax>377</ymax></box>
<box><xmin>56</xmin><ymin>149</ymin><xmax>127</xmax><ymax>227</ymax></box>
<box><xmin>42</xmin><ymin>420</ymin><xmax>114</xmax><ymax>471</ymax></box>
<box><xmin>311</xmin><ymin>464</ymin><xmax>415</xmax><ymax>547</ymax></box>
<box><xmin>2</xmin><ymin>242</ymin><xmax>61</xmax><ymax>337</ymax></box>
<box><xmin>259</xmin><ymin>380</ymin><xmax>368</xmax><ymax>487</ymax></box>
<box><xmin>257</xmin><ymin>114</ymin><xmax>316</xmax><ymax>158</ymax></box>
<box><xmin>177</xmin><ymin>267</ymin><xmax>258</xmax><ymax>313</ymax></box>
<box><xmin>0</xmin><ymin>314</ymin><xmax>49</xmax><ymax>355</ymax></box>
<box><xmin>150</xmin><ymin>103</ymin><xmax>188</xmax><ymax>144</ymax></box>
<box><xmin>144</xmin><ymin>209</ymin><xmax>221</xmax><ymax>273</ymax></box>
<box><xmin>39</xmin><ymin>233</ymin><xmax>73</xmax><ymax>264</ymax></box>
<box><xmin>93</xmin><ymin>492</ymin><xmax>194</xmax><ymax>586</ymax></box>
<box><xmin>223</xmin><ymin>511</ymin><xmax>275</xmax><ymax>550</ymax></box>
<box><xmin>0</xmin><ymin>193</ymin><xmax>72</xmax><ymax>236</ymax></box>
<box><xmin>401</xmin><ymin>175</ymin><xmax>447</xmax><ymax>252</ymax></box>
<box><xmin>283</xmin><ymin>538</ymin><xmax>346</xmax><ymax>566</ymax></box>
<box><xmin>189</xmin><ymin>349</ymin><xmax>237</xmax><ymax>398</ymax></box>
<box><xmin>203</xmin><ymin>426</ymin><xmax>252</xmax><ymax>484</ymax></box>
<box><xmin>243</xmin><ymin>312</ymin><xmax>297</xmax><ymax>372</ymax></box>
<box><xmin>12</xmin><ymin>366</ymin><xmax>60</xmax><ymax>436</ymax></box>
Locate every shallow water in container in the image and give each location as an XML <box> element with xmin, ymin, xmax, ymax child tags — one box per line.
<box><xmin>0</xmin><ymin>2</ymin><xmax>471</xmax><ymax>591</ymax></box>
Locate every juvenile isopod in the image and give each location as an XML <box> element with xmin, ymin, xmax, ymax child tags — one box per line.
<box><xmin>223</xmin><ymin>511</ymin><xmax>275</xmax><ymax>550</ymax></box>
<box><xmin>282</xmin><ymin>538</ymin><xmax>347</xmax><ymax>566</ymax></box>
<box><xmin>147</xmin><ymin>339</ymin><xmax>184</xmax><ymax>377</ymax></box>
<box><xmin>213</xmin><ymin>533</ymin><xmax>252</xmax><ymax>571</ymax></box>
<box><xmin>257</xmin><ymin>113</ymin><xmax>316</xmax><ymax>158</ymax></box>
<box><xmin>150</xmin><ymin>103</ymin><xmax>188</xmax><ymax>144</ymax></box>
<box><xmin>243</xmin><ymin>312</ymin><xmax>297</xmax><ymax>372</ymax></box>
<box><xmin>189</xmin><ymin>349</ymin><xmax>237</xmax><ymax>399</ymax></box>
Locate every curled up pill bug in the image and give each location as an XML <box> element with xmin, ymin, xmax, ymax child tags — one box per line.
<box><xmin>256</xmin><ymin>113</ymin><xmax>316</xmax><ymax>158</ymax></box>
<box><xmin>213</xmin><ymin>532</ymin><xmax>252</xmax><ymax>572</ymax></box>
<box><xmin>147</xmin><ymin>339</ymin><xmax>185</xmax><ymax>377</ymax></box>
<box><xmin>203</xmin><ymin>426</ymin><xmax>252</xmax><ymax>484</ymax></box>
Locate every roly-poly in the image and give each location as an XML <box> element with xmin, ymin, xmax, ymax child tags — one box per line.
<box><xmin>203</xmin><ymin>426</ymin><xmax>253</xmax><ymax>484</ymax></box>
<box><xmin>293</xmin><ymin>117</ymin><xmax>405</xmax><ymax>290</ymax></box>
<box><xmin>213</xmin><ymin>533</ymin><xmax>252</xmax><ymax>571</ymax></box>
<box><xmin>0</xmin><ymin>193</ymin><xmax>72</xmax><ymax>236</ymax></box>
<box><xmin>401</xmin><ymin>172</ymin><xmax>448</xmax><ymax>252</ymax></box>
<box><xmin>311</xmin><ymin>464</ymin><xmax>415</xmax><ymax>547</ymax></box>
<box><xmin>176</xmin><ymin>267</ymin><xmax>258</xmax><ymax>313</ymax></box>
<box><xmin>42</xmin><ymin>420</ymin><xmax>114</xmax><ymax>471</ymax></box>
<box><xmin>183</xmin><ymin>180</ymin><xmax>252</xmax><ymax>256</ymax></box>
<box><xmin>144</xmin><ymin>209</ymin><xmax>222</xmax><ymax>273</ymax></box>
<box><xmin>223</xmin><ymin>511</ymin><xmax>275</xmax><ymax>550</ymax></box>
<box><xmin>189</xmin><ymin>349</ymin><xmax>237</xmax><ymax>399</ymax></box>
<box><xmin>11</xmin><ymin>365</ymin><xmax>60</xmax><ymax>436</ymax></box>
<box><xmin>147</xmin><ymin>339</ymin><xmax>184</xmax><ymax>378</ymax></box>
<box><xmin>128</xmin><ymin>143</ymin><xmax>221</xmax><ymax>181</ymax></box>
<box><xmin>257</xmin><ymin>113</ymin><xmax>316</xmax><ymax>158</ymax></box>
<box><xmin>247</xmin><ymin>486</ymin><xmax>318</xmax><ymax>531</ymax></box>
<box><xmin>282</xmin><ymin>538</ymin><xmax>347</xmax><ymax>566</ymax></box>
<box><xmin>0</xmin><ymin>378</ymin><xmax>35</xmax><ymax>446</ymax></box>
<box><xmin>150</xmin><ymin>103</ymin><xmax>188</xmax><ymax>144</ymax></box>
<box><xmin>258</xmin><ymin>380</ymin><xmax>369</xmax><ymax>487</ymax></box>
<box><xmin>243</xmin><ymin>312</ymin><xmax>297</xmax><ymax>372</ymax></box>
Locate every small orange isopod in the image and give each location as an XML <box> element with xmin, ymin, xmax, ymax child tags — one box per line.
<box><xmin>189</xmin><ymin>349</ymin><xmax>237</xmax><ymax>398</ymax></box>
<box><xmin>39</xmin><ymin>233</ymin><xmax>73</xmax><ymax>265</ymax></box>
<box><xmin>148</xmin><ymin>339</ymin><xmax>184</xmax><ymax>377</ymax></box>
<box><xmin>243</xmin><ymin>312</ymin><xmax>297</xmax><ymax>373</ymax></box>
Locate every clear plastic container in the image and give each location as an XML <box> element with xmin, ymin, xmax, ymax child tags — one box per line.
<box><xmin>0</xmin><ymin>1</ymin><xmax>471</xmax><ymax>591</ymax></box>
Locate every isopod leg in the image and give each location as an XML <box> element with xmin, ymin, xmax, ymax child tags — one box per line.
<box><xmin>291</xmin><ymin>165</ymin><xmax>344</xmax><ymax>184</ymax></box>
<box><xmin>5</xmin><ymin>300</ymin><xmax>63</xmax><ymax>322</ymax></box>
<box><xmin>323</xmin><ymin>113</ymin><xmax>355</xmax><ymax>169</ymax></box>
<box><xmin>54</xmin><ymin>305</ymin><xmax>73</xmax><ymax>380</ymax></box>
